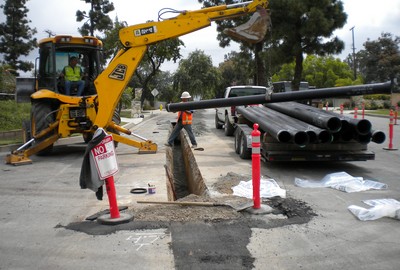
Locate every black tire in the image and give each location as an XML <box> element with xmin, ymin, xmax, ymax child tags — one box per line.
<box><xmin>234</xmin><ymin>130</ymin><xmax>241</xmax><ymax>154</ymax></box>
<box><xmin>31</xmin><ymin>100</ymin><xmax>56</xmax><ymax>155</ymax></box>
<box><xmin>224</xmin><ymin>115</ymin><xmax>235</xmax><ymax>136</ymax></box>
<box><xmin>239</xmin><ymin>133</ymin><xmax>251</xmax><ymax>159</ymax></box>
<box><xmin>215</xmin><ymin>113</ymin><xmax>223</xmax><ymax>129</ymax></box>
<box><xmin>22</xmin><ymin>120</ymin><xmax>32</xmax><ymax>143</ymax></box>
<box><xmin>83</xmin><ymin>132</ymin><xmax>93</xmax><ymax>143</ymax></box>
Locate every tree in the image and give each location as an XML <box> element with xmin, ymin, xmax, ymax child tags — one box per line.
<box><xmin>76</xmin><ymin>0</ymin><xmax>115</xmax><ymax>36</ymax></box>
<box><xmin>155</xmin><ymin>71</ymin><xmax>175</xmax><ymax>103</ymax></box>
<box><xmin>268</xmin><ymin>0</ymin><xmax>347</xmax><ymax>90</ymax></box>
<box><xmin>199</xmin><ymin>0</ymin><xmax>270</xmax><ymax>86</ymax></box>
<box><xmin>218</xmin><ymin>51</ymin><xmax>253</xmax><ymax>91</ymax></box>
<box><xmin>130</xmin><ymin>38</ymin><xmax>184</xmax><ymax>107</ymax></box>
<box><xmin>356</xmin><ymin>32</ymin><xmax>400</xmax><ymax>84</ymax></box>
<box><xmin>0</xmin><ymin>0</ymin><xmax>37</xmax><ymax>74</ymax></box>
<box><xmin>0</xmin><ymin>64</ymin><xmax>16</xmax><ymax>93</ymax></box>
<box><xmin>174</xmin><ymin>50</ymin><xmax>221</xmax><ymax>100</ymax></box>
<box><xmin>273</xmin><ymin>55</ymin><xmax>355</xmax><ymax>88</ymax></box>
<box><xmin>101</xmin><ymin>17</ymin><xmax>127</xmax><ymax>62</ymax></box>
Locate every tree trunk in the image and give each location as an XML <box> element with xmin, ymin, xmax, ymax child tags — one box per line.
<box><xmin>254</xmin><ymin>43</ymin><xmax>266</xmax><ymax>86</ymax></box>
<box><xmin>293</xmin><ymin>52</ymin><xmax>304</xmax><ymax>91</ymax></box>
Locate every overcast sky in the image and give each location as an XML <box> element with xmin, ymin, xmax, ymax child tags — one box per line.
<box><xmin>2</xmin><ymin>0</ymin><xmax>400</xmax><ymax>72</ymax></box>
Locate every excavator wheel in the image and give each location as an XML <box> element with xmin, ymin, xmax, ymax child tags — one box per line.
<box><xmin>31</xmin><ymin>100</ymin><xmax>56</xmax><ymax>155</ymax></box>
<box><xmin>22</xmin><ymin>120</ymin><xmax>32</xmax><ymax>143</ymax></box>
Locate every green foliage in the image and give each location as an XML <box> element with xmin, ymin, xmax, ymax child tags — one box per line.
<box><xmin>0</xmin><ymin>0</ymin><xmax>37</xmax><ymax>74</ymax></box>
<box><xmin>120</xmin><ymin>87</ymin><xmax>132</xmax><ymax>109</ymax></box>
<box><xmin>272</xmin><ymin>55</ymin><xmax>355</xmax><ymax>88</ymax></box>
<box><xmin>154</xmin><ymin>71</ymin><xmax>175</xmax><ymax>103</ymax></box>
<box><xmin>364</xmin><ymin>94</ymin><xmax>391</xmax><ymax>100</ymax></box>
<box><xmin>76</xmin><ymin>0</ymin><xmax>115</xmax><ymax>36</ymax></box>
<box><xmin>132</xmin><ymin>38</ymin><xmax>183</xmax><ymax>106</ymax></box>
<box><xmin>174</xmin><ymin>50</ymin><xmax>221</xmax><ymax>100</ymax></box>
<box><xmin>0</xmin><ymin>100</ymin><xmax>31</xmax><ymax>131</ymax></box>
<box><xmin>269</xmin><ymin>0</ymin><xmax>347</xmax><ymax>89</ymax></box>
<box><xmin>217</xmin><ymin>51</ymin><xmax>254</xmax><ymax>93</ymax></box>
<box><xmin>101</xmin><ymin>17</ymin><xmax>127</xmax><ymax>62</ymax></box>
<box><xmin>0</xmin><ymin>65</ymin><xmax>16</xmax><ymax>93</ymax></box>
<box><xmin>356</xmin><ymin>32</ymin><xmax>400</xmax><ymax>83</ymax></box>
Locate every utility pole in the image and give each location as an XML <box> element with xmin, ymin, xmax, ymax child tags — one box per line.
<box><xmin>350</xmin><ymin>26</ymin><xmax>357</xmax><ymax>80</ymax></box>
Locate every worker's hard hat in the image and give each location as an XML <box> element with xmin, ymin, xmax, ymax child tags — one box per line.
<box><xmin>181</xmin><ymin>91</ymin><xmax>191</xmax><ymax>99</ymax></box>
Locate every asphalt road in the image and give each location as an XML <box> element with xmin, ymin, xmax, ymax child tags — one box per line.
<box><xmin>0</xmin><ymin>108</ymin><xmax>399</xmax><ymax>270</ymax></box>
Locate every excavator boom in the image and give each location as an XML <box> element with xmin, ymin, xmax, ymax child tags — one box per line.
<box><xmin>93</xmin><ymin>0</ymin><xmax>270</xmax><ymax>129</ymax></box>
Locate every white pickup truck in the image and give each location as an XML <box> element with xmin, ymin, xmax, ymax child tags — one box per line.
<box><xmin>215</xmin><ymin>85</ymin><xmax>268</xmax><ymax>136</ymax></box>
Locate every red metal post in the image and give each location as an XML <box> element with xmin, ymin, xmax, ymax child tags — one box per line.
<box><xmin>105</xmin><ymin>176</ymin><xmax>121</xmax><ymax>219</ymax></box>
<box><xmin>251</xmin><ymin>123</ymin><xmax>261</xmax><ymax>209</ymax></box>
<box><xmin>388</xmin><ymin>110</ymin><xmax>394</xmax><ymax>149</ymax></box>
<box><xmin>354</xmin><ymin>107</ymin><xmax>358</xmax><ymax>119</ymax></box>
<box><xmin>340</xmin><ymin>104</ymin><xmax>344</xmax><ymax>115</ymax></box>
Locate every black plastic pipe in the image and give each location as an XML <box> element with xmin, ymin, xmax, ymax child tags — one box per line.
<box><xmin>260</xmin><ymin>106</ymin><xmax>333</xmax><ymax>144</ymax></box>
<box><xmin>265</xmin><ymin>102</ymin><xmax>342</xmax><ymax>133</ymax></box>
<box><xmin>166</xmin><ymin>81</ymin><xmax>392</xmax><ymax>112</ymax></box>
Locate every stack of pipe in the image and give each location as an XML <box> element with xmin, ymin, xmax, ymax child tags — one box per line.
<box><xmin>237</xmin><ymin>101</ymin><xmax>385</xmax><ymax>147</ymax></box>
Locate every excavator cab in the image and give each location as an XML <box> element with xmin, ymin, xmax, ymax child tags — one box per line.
<box><xmin>36</xmin><ymin>35</ymin><xmax>102</xmax><ymax>96</ymax></box>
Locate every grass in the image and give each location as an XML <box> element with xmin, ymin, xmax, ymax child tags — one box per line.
<box><xmin>369</xmin><ymin>109</ymin><xmax>392</xmax><ymax>116</ymax></box>
<box><xmin>0</xmin><ymin>100</ymin><xmax>31</xmax><ymax>131</ymax></box>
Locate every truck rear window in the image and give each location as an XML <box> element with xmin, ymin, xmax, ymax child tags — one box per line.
<box><xmin>228</xmin><ymin>87</ymin><xmax>266</xmax><ymax>97</ymax></box>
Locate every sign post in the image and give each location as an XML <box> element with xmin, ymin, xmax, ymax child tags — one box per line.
<box><xmin>91</xmin><ymin>129</ymin><xmax>133</xmax><ymax>225</ymax></box>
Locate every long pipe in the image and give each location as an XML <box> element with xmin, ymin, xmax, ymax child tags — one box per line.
<box><xmin>237</xmin><ymin>107</ymin><xmax>292</xmax><ymax>143</ymax></box>
<box><xmin>260</xmin><ymin>106</ymin><xmax>332</xmax><ymax>143</ymax></box>
<box><xmin>240</xmin><ymin>106</ymin><xmax>310</xmax><ymax>146</ymax></box>
<box><xmin>322</xmin><ymin>109</ymin><xmax>372</xmax><ymax>135</ymax></box>
<box><xmin>166</xmin><ymin>82</ymin><xmax>392</xmax><ymax>112</ymax></box>
<box><xmin>265</xmin><ymin>102</ymin><xmax>342</xmax><ymax>132</ymax></box>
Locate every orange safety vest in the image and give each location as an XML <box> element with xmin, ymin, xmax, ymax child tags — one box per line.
<box><xmin>177</xmin><ymin>111</ymin><xmax>193</xmax><ymax>125</ymax></box>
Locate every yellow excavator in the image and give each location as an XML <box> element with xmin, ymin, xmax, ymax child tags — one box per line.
<box><xmin>6</xmin><ymin>0</ymin><xmax>270</xmax><ymax>165</ymax></box>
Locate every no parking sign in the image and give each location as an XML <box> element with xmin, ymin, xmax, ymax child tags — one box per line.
<box><xmin>91</xmin><ymin>133</ymin><xmax>119</xmax><ymax>179</ymax></box>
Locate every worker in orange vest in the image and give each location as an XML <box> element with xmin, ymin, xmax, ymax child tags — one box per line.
<box><xmin>165</xmin><ymin>91</ymin><xmax>198</xmax><ymax>148</ymax></box>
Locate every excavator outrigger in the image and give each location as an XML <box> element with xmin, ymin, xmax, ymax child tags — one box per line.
<box><xmin>6</xmin><ymin>0</ymin><xmax>271</xmax><ymax>165</ymax></box>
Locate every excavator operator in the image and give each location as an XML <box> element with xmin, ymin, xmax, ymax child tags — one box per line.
<box><xmin>61</xmin><ymin>56</ymin><xmax>86</xmax><ymax>96</ymax></box>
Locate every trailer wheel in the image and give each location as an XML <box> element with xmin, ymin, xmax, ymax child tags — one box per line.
<box><xmin>31</xmin><ymin>100</ymin><xmax>56</xmax><ymax>155</ymax></box>
<box><xmin>234</xmin><ymin>131</ymin><xmax>241</xmax><ymax>154</ymax></box>
<box><xmin>224</xmin><ymin>115</ymin><xmax>235</xmax><ymax>136</ymax></box>
<box><xmin>215</xmin><ymin>112</ymin><xmax>223</xmax><ymax>129</ymax></box>
<box><xmin>239</xmin><ymin>134</ymin><xmax>251</xmax><ymax>159</ymax></box>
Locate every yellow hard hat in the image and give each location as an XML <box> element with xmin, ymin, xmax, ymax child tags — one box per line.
<box><xmin>181</xmin><ymin>91</ymin><xmax>191</xmax><ymax>99</ymax></box>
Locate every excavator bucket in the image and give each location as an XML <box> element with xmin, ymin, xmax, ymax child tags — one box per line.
<box><xmin>223</xmin><ymin>7</ymin><xmax>270</xmax><ymax>44</ymax></box>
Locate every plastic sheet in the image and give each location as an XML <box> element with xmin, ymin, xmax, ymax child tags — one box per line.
<box><xmin>348</xmin><ymin>199</ymin><xmax>400</xmax><ymax>221</ymax></box>
<box><xmin>232</xmin><ymin>177</ymin><xmax>286</xmax><ymax>199</ymax></box>
<box><xmin>294</xmin><ymin>172</ymin><xmax>387</xmax><ymax>193</ymax></box>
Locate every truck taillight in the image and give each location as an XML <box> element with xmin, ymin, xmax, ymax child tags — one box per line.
<box><xmin>230</xmin><ymin>106</ymin><xmax>236</xmax><ymax>116</ymax></box>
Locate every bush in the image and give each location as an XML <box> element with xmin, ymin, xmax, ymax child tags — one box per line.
<box><xmin>364</xmin><ymin>94</ymin><xmax>391</xmax><ymax>100</ymax></box>
<box><xmin>383</xmin><ymin>100</ymin><xmax>392</xmax><ymax>109</ymax></box>
<box><xmin>0</xmin><ymin>100</ymin><xmax>31</xmax><ymax>131</ymax></box>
